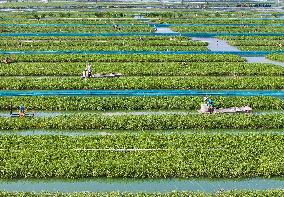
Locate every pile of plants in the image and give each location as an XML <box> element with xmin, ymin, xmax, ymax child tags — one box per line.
<box><xmin>2</xmin><ymin>96</ymin><xmax>282</xmax><ymax>111</ymax></box>
<box><xmin>0</xmin><ymin>133</ymin><xmax>283</xmax><ymax>178</ymax></box>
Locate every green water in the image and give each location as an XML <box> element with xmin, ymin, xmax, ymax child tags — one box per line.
<box><xmin>0</xmin><ymin>178</ymin><xmax>283</xmax><ymax>192</ymax></box>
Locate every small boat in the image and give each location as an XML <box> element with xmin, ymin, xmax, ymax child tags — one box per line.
<box><xmin>93</xmin><ymin>73</ymin><xmax>123</xmax><ymax>78</ymax></box>
<box><xmin>198</xmin><ymin>104</ymin><xmax>252</xmax><ymax>114</ymax></box>
<box><xmin>9</xmin><ymin>104</ymin><xmax>35</xmax><ymax>118</ymax></box>
<box><xmin>10</xmin><ymin>113</ymin><xmax>35</xmax><ymax>118</ymax></box>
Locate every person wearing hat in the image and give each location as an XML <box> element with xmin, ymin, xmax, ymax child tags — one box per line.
<box><xmin>19</xmin><ymin>104</ymin><xmax>25</xmax><ymax>117</ymax></box>
<box><xmin>204</xmin><ymin>96</ymin><xmax>214</xmax><ymax>114</ymax></box>
<box><xmin>87</xmin><ymin>64</ymin><xmax>92</xmax><ymax>78</ymax></box>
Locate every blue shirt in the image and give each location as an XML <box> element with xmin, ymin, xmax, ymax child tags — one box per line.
<box><xmin>20</xmin><ymin>105</ymin><xmax>25</xmax><ymax>113</ymax></box>
<box><xmin>207</xmin><ymin>99</ymin><xmax>214</xmax><ymax>107</ymax></box>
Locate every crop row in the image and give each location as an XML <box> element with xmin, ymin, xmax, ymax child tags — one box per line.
<box><xmin>0</xmin><ymin>44</ymin><xmax>207</xmax><ymax>52</ymax></box>
<box><xmin>2</xmin><ymin>96</ymin><xmax>282</xmax><ymax>111</ymax></box>
<box><xmin>1</xmin><ymin>10</ymin><xmax>277</xmax><ymax>19</ymax></box>
<box><xmin>1</xmin><ymin>62</ymin><xmax>282</xmax><ymax>76</ymax></box>
<box><xmin>0</xmin><ymin>45</ymin><xmax>207</xmax><ymax>52</ymax></box>
<box><xmin>0</xmin><ymin>11</ymin><xmax>133</xmax><ymax>18</ymax></box>
<box><xmin>153</xmin><ymin>18</ymin><xmax>284</xmax><ymax>24</ymax></box>
<box><xmin>0</xmin><ymin>38</ymin><xmax>205</xmax><ymax>45</ymax></box>
<box><xmin>0</xmin><ymin>36</ymin><xmax>191</xmax><ymax>41</ymax></box>
<box><xmin>171</xmin><ymin>26</ymin><xmax>284</xmax><ymax>33</ymax></box>
<box><xmin>3</xmin><ymin>25</ymin><xmax>283</xmax><ymax>34</ymax></box>
<box><xmin>0</xmin><ymin>191</ymin><xmax>284</xmax><ymax>197</ymax></box>
<box><xmin>219</xmin><ymin>36</ymin><xmax>284</xmax><ymax>51</ymax></box>
<box><xmin>232</xmin><ymin>46</ymin><xmax>283</xmax><ymax>51</ymax></box>
<box><xmin>223</xmin><ymin>39</ymin><xmax>284</xmax><ymax>46</ymax></box>
<box><xmin>225</xmin><ymin>39</ymin><xmax>284</xmax><ymax>48</ymax></box>
<box><xmin>0</xmin><ymin>54</ymin><xmax>244</xmax><ymax>63</ymax></box>
<box><xmin>0</xmin><ymin>38</ymin><xmax>206</xmax><ymax>47</ymax></box>
<box><xmin>143</xmin><ymin>12</ymin><xmax>281</xmax><ymax>19</ymax></box>
<box><xmin>220</xmin><ymin>36</ymin><xmax>284</xmax><ymax>41</ymax></box>
<box><xmin>0</xmin><ymin>76</ymin><xmax>283</xmax><ymax>90</ymax></box>
<box><xmin>0</xmin><ymin>113</ymin><xmax>283</xmax><ymax>130</ymax></box>
<box><xmin>0</xmin><ymin>19</ymin><xmax>146</xmax><ymax>25</ymax></box>
<box><xmin>267</xmin><ymin>54</ymin><xmax>284</xmax><ymax>62</ymax></box>
<box><xmin>0</xmin><ymin>25</ymin><xmax>153</xmax><ymax>33</ymax></box>
<box><xmin>0</xmin><ymin>133</ymin><xmax>283</xmax><ymax>178</ymax></box>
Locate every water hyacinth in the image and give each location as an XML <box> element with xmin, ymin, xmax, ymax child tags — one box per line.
<box><xmin>0</xmin><ymin>113</ymin><xmax>283</xmax><ymax>130</ymax></box>
<box><xmin>0</xmin><ymin>133</ymin><xmax>283</xmax><ymax>178</ymax></box>
<box><xmin>0</xmin><ymin>76</ymin><xmax>283</xmax><ymax>90</ymax></box>
<box><xmin>0</xmin><ymin>96</ymin><xmax>283</xmax><ymax>111</ymax></box>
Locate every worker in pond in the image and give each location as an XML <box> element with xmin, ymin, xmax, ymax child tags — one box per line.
<box><xmin>153</xmin><ymin>25</ymin><xmax>157</xmax><ymax>32</ymax></box>
<box><xmin>204</xmin><ymin>96</ymin><xmax>214</xmax><ymax>114</ymax></box>
<box><xmin>19</xmin><ymin>104</ymin><xmax>25</xmax><ymax>117</ymax></box>
<box><xmin>86</xmin><ymin>63</ymin><xmax>92</xmax><ymax>78</ymax></box>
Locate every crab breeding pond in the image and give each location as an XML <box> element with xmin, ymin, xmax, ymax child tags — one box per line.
<box><xmin>0</xmin><ymin>2</ymin><xmax>284</xmax><ymax>196</ymax></box>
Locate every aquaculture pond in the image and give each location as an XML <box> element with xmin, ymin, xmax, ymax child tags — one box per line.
<box><xmin>0</xmin><ymin>178</ymin><xmax>283</xmax><ymax>193</ymax></box>
<box><xmin>0</xmin><ymin>7</ymin><xmax>284</xmax><ymax>196</ymax></box>
<box><xmin>0</xmin><ymin>89</ymin><xmax>283</xmax><ymax>97</ymax></box>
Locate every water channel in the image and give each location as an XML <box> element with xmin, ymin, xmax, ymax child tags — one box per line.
<box><xmin>156</xmin><ymin>27</ymin><xmax>284</xmax><ymax>67</ymax></box>
<box><xmin>0</xmin><ymin>89</ymin><xmax>283</xmax><ymax>97</ymax></box>
<box><xmin>0</xmin><ymin>178</ymin><xmax>283</xmax><ymax>193</ymax></box>
<box><xmin>0</xmin><ymin>129</ymin><xmax>284</xmax><ymax>136</ymax></box>
<box><xmin>1</xmin><ymin>109</ymin><xmax>283</xmax><ymax>117</ymax></box>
